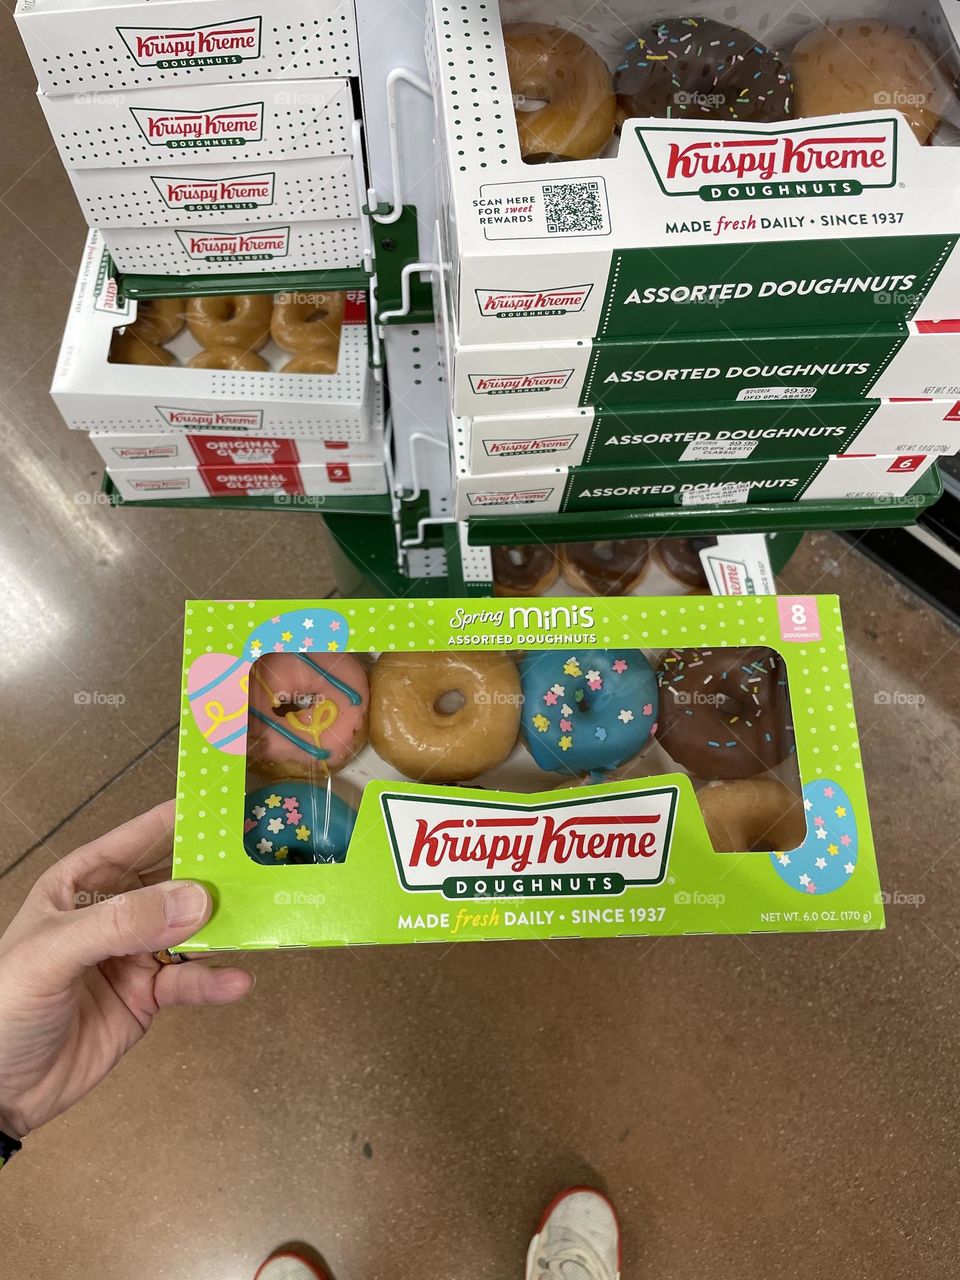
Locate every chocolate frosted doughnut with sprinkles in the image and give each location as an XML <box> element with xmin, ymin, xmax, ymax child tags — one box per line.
<box><xmin>656</xmin><ymin>647</ymin><xmax>794</xmax><ymax>779</ymax></box>
<box><xmin>615</xmin><ymin>17</ymin><xmax>794</xmax><ymax>124</ymax></box>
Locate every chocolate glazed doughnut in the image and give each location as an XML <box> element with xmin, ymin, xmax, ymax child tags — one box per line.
<box><xmin>656</xmin><ymin>647</ymin><xmax>795</xmax><ymax>779</ymax></box>
<box><xmin>615</xmin><ymin>18</ymin><xmax>794</xmax><ymax>124</ymax></box>
<box><xmin>492</xmin><ymin>544</ymin><xmax>559</xmax><ymax>597</ymax></box>
<box><xmin>560</xmin><ymin>540</ymin><xmax>650</xmax><ymax>596</ymax></box>
<box><xmin>653</xmin><ymin>538</ymin><xmax>713</xmax><ymax>592</ymax></box>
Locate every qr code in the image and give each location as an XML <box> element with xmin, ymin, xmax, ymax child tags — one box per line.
<box><xmin>543</xmin><ymin>180</ymin><xmax>607</xmax><ymax>235</ymax></box>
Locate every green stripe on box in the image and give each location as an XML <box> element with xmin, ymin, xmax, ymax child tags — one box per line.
<box><xmin>599</xmin><ymin>235</ymin><xmax>958</xmax><ymax>340</ymax></box>
<box><xmin>582</xmin><ymin>327</ymin><xmax>909</xmax><ymax>409</ymax></box>
<box><xmin>559</xmin><ymin>457</ymin><xmax>829</xmax><ymax>512</ymax></box>
<box><xmin>583</xmin><ymin>401</ymin><xmax>879</xmax><ymax>466</ymax></box>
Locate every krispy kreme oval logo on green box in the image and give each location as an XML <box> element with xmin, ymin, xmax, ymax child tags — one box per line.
<box><xmin>635</xmin><ymin>117</ymin><xmax>898</xmax><ymax>202</ymax></box>
<box><xmin>117</xmin><ymin>18</ymin><xmax>263</xmax><ymax>69</ymax></box>
<box><xmin>174</xmin><ymin>228</ymin><xmax>289</xmax><ymax>261</ymax></box>
<box><xmin>381</xmin><ymin>787</ymin><xmax>679</xmax><ymax>899</ymax></box>
<box><xmin>130</xmin><ymin>103</ymin><xmax>264</xmax><ymax>148</ymax></box>
<box><xmin>483</xmin><ymin>435</ymin><xmax>578</xmax><ymax>458</ymax></box>
<box><xmin>152</xmin><ymin>172</ymin><xmax>276</xmax><ymax>212</ymax></box>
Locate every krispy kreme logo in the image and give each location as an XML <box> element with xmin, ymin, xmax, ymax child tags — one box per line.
<box><xmin>175</xmin><ymin>227</ymin><xmax>289</xmax><ymax>261</ymax></box>
<box><xmin>467</xmin><ymin>488</ymin><xmax>554</xmax><ymax>507</ymax></box>
<box><xmin>152</xmin><ymin>172</ymin><xmax>275</xmax><ymax>211</ymax></box>
<box><xmin>468</xmin><ymin>370</ymin><xmax>574</xmax><ymax>396</ymax></box>
<box><xmin>483</xmin><ymin>435</ymin><xmax>577</xmax><ymax>457</ymax></box>
<box><xmin>156</xmin><ymin>407</ymin><xmax>265</xmax><ymax>430</ymax></box>
<box><xmin>636</xmin><ymin>117</ymin><xmax>898</xmax><ymax>200</ymax></box>
<box><xmin>130</xmin><ymin>103</ymin><xmax>264</xmax><ymax>148</ymax></box>
<box><xmin>476</xmin><ymin>284</ymin><xmax>593</xmax><ymax>319</ymax></box>
<box><xmin>382</xmin><ymin>788</ymin><xmax>678</xmax><ymax>898</ymax></box>
<box><xmin>117</xmin><ymin>18</ymin><xmax>263</xmax><ymax>69</ymax></box>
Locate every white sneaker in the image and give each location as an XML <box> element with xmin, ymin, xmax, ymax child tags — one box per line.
<box><xmin>525</xmin><ymin>1188</ymin><xmax>621</xmax><ymax>1280</ymax></box>
<box><xmin>254</xmin><ymin>1252</ymin><xmax>329</xmax><ymax>1280</ymax></box>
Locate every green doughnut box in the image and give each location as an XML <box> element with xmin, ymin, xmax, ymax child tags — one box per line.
<box><xmin>173</xmin><ymin>595</ymin><xmax>884</xmax><ymax>951</ymax></box>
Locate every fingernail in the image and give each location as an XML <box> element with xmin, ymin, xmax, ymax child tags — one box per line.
<box><xmin>163</xmin><ymin>883</ymin><xmax>208</xmax><ymax>928</ymax></box>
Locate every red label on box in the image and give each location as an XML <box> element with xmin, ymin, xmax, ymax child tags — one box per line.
<box><xmin>886</xmin><ymin>455</ymin><xmax>927</xmax><ymax>473</ymax></box>
<box><xmin>187</xmin><ymin>435</ymin><xmax>300</xmax><ymax>466</ymax></box>
<box><xmin>199</xmin><ymin>464</ymin><xmax>305</xmax><ymax>496</ymax></box>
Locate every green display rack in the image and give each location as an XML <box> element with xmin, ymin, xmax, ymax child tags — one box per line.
<box><xmin>370</xmin><ymin>204</ymin><xmax>434</xmax><ymax>325</ymax></box>
<box><xmin>117</xmin><ymin>266</ymin><xmax>370</xmax><ymax>300</ymax></box>
<box><xmin>467</xmin><ymin>468</ymin><xmax>944</xmax><ymax>547</ymax></box>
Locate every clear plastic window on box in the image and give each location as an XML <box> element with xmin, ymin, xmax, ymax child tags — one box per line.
<box><xmin>239</xmin><ymin>643</ymin><xmax>807</xmax><ymax>861</ymax></box>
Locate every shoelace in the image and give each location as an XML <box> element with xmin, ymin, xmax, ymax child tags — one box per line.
<box><xmin>535</xmin><ymin>1240</ymin><xmax>614</xmax><ymax>1280</ymax></box>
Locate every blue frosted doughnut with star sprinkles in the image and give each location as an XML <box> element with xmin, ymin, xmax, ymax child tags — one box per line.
<box><xmin>770</xmin><ymin>779</ymin><xmax>858</xmax><ymax>895</ymax></box>
<box><xmin>520</xmin><ymin>650</ymin><xmax>659</xmax><ymax>777</ymax></box>
<box><xmin>243</xmin><ymin>780</ymin><xmax>356</xmax><ymax>865</ymax></box>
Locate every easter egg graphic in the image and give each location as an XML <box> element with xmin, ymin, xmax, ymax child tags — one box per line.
<box><xmin>769</xmin><ymin>778</ymin><xmax>858</xmax><ymax>895</ymax></box>
<box><xmin>187</xmin><ymin>653</ymin><xmax>252</xmax><ymax>754</ymax></box>
<box><xmin>243</xmin><ymin>781</ymin><xmax>357</xmax><ymax>865</ymax></box>
<box><xmin>246</xmin><ymin>608</ymin><xmax>351</xmax><ymax>662</ymax></box>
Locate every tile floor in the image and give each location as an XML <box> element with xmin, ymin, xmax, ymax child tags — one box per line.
<box><xmin>3</xmin><ymin>21</ymin><xmax>960</xmax><ymax>1280</ymax></box>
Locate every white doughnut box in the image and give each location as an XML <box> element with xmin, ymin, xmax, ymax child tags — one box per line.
<box><xmin>15</xmin><ymin>1</ymin><xmax>360</xmax><ymax>95</ymax></box>
<box><xmin>54</xmin><ymin>232</ymin><xmax>378</xmax><ymax>442</ymax></box>
<box><xmin>429</xmin><ymin>0</ymin><xmax>960</xmax><ymax>353</ymax></box>
<box><xmin>90</xmin><ymin>429</ymin><xmax>386</xmax><ymax>471</ymax></box>
<box><xmin>107</xmin><ymin>459</ymin><xmax>389</xmax><ymax>503</ymax></box>
<box><xmin>36</xmin><ymin>78</ymin><xmax>365</xmax><ymax>270</ymax></box>
<box><xmin>450</xmin><ymin>447</ymin><xmax>940</xmax><ymax>520</ymax></box>
<box><xmin>457</xmin><ymin>398</ymin><xmax>960</xmax><ymax>475</ymax></box>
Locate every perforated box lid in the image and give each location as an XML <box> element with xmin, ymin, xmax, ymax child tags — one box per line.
<box><xmin>39</xmin><ymin>77</ymin><xmax>355</xmax><ymax>171</ymax></box>
<box><xmin>15</xmin><ymin>0</ymin><xmax>359</xmax><ymax>96</ymax></box>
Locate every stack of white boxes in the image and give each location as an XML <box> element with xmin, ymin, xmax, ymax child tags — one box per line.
<box><xmin>15</xmin><ymin>0</ymin><xmax>389</xmax><ymax>505</ymax></box>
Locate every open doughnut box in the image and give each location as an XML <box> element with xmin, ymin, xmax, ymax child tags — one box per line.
<box><xmin>432</xmin><ymin>0</ymin><xmax>960</xmax><ymax>413</ymax></box>
<box><xmin>172</xmin><ymin>595</ymin><xmax>884</xmax><ymax>952</ymax></box>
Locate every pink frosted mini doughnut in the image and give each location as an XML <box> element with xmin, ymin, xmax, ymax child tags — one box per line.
<box><xmin>247</xmin><ymin>652</ymin><xmax>369</xmax><ymax>779</ymax></box>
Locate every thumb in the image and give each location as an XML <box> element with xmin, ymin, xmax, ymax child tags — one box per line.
<box><xmin>39</xmin><ymin>882</ymin><xmax>211</xmax><ymax>986</ymax></box>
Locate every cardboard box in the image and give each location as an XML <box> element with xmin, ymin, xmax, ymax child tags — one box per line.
<box><xmin>460</xmin><ymin>398</ymin><xmax>960</xmax><ymax>474</ymax></box>
<box><xmin>452</xmin><ymin>451</ymin><xmax>938</xmax><ymax>519</ymax></box>
<box><xmin>68</xmin><ymin>155</ymin><xmax>361</xmax><ymax>228</ymax></box>
<box><xmin>90</xmin><ymin>430</ymin><xmax>386</xmax><ymax>469</ymax></box>
<box><xmin>108</xmin><ymin>460</ymin><xmax>388</xmax><ymax>502</ymax></box>
<box><xmin>15</xmin><ymin>1</ymin><xmax>360</xmax><ymax>95</ymax></box>
<box><xmin>444</xmin><ymin>316</ymin><xmax>960</xmax><ymax>418</ymax></box>
<box><xmin>172</xmin><ymin>595</ymin><xmax>884</xmax><ymax>950</ymax></box>
<box><xmin>54</xmin><ymin>233</ymin><xmax>376</xmax><ymax>442</ymax></box>
<box><xmin>428</xmin><ymin>0</ymin><xmax>960</xmax><ymax>348</ymax></box>
<box><xmin>39</xmin><ymin>79</ymin><xmax>354</xmax><ymax>172</ymax></box>
<box><xmin>100</xmin><ymin>218</ymin><xmax>366</xmax><ymax>276</ymax></box>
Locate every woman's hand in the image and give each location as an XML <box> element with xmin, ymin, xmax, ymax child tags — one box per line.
<box><xmin>0</xmin><ymin>800</ymin><xmax>253</xmax><ymax>1139</ymax></box>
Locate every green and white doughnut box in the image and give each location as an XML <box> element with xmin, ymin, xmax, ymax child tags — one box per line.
<box><xmin>173</xmin><ymin>596</ymin><xmax>884</xmax><ymax>952</ymax></box>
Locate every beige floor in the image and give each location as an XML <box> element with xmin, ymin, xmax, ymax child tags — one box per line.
<box><xmin>4</xmin><ymin>25</ymin><xmax>960</xmax><ymax>1280</ymax></box>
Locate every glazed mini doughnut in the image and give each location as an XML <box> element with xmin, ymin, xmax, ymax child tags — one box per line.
<box><xmin>697</xmin><ymin>778</ymin><xmax>806</xmax><ymax>854</ymax></box>
<box><xmin>186</xmin><ymin>294</ymin><xmax>273</xmax><ymax>351</ymax></box>
<box><xmin>653</xmin><ymin>538</ymin><xmax>712</xmax><ymax>593</ymax></box>
<box><xmin>243</xmin><ymin>780</ymin><xmax>357</xmax><ymax>865</ymax></box>
<box><xmin>109</xmin><ymin>332</ymin><xmax>177</xmax><ymax>367</ymax></box>
<box><xmin>520</xmin><ymin>650</ymin><xmax>658</xmax><ymax>777</ymax></box>
<box><xmin>504</xmin><ymin>22</ymin><xmax>617</xmax><ymax>161</ymax></box>
<box><xmin>615</xmin><ymin>18</ymin><xmax>793</xmax><ymax>123</ymax></box>
<box><xmin>370</xmin><ymin>652</ymin><xmax>521</xmax><ymax>784</ymax></box>
<box><xmin>272</xmin><ymin>292</ymin><xmax>345</xmax><ymax>353</ymax></box>
<box><xmin>281</xmin><ymin>351</ymin><xmax>339</xmax><ymax>375</ymax></box>
<box><xmin>792</xmin><ymin>22</ymin><xmax>949</xmax><ymax>145</ymax></box>
<box><xmin>657</xmin><ymin>648</ymin><xmax>795</xmax><ymax>779</ymax></box>
<box><xmin>492</xmin><ymin>544</ymin><xmax>559</xmax><ymax>597</ymax></box>
<box><xmin>188</xmin><ymin>348</ymin><xmax>269</xmax><ymax>372</ymax></box>
<box><xmin>126</xmin><ymin>297</ymin><xmax>184</xmax><ymax>346</ymax></box>
<box><xmin>560</xmin><ymin>540</ymin><xmax>650</xmax><ymax>596</ymax></box>
<box><xmin>247</xmin><ymin>652</ymin><xmax>370</xmax><ymax>780</ymax></box>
